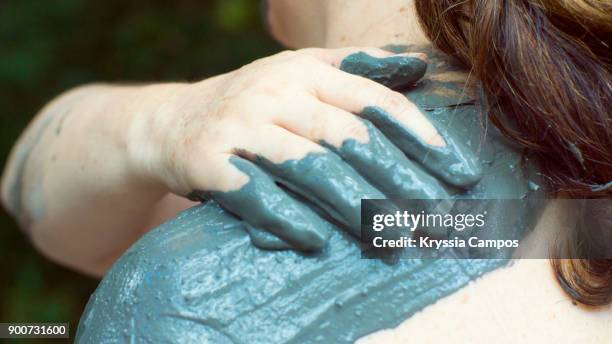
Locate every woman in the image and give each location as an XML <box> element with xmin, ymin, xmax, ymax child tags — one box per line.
<box><xmin>4</xmin><ymin>0</ymin><xmax>611</xmax><ymax>342</ymax></box>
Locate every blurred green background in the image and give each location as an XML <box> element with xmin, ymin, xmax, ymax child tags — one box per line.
<box><xmin>0</xmin><ymin>0</ymin><xmax>281</xmax><ymax>342</ymax></box>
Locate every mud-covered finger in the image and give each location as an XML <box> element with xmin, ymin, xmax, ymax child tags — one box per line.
<box><xmin>339</xmin><ymin>51</ymin><xmax>428</xmax><ymax>89</ymax></box>
<box><xmin>189</xmin><ymin>157</ymin><xmax>330</xmax><ymax>251</ymax></box>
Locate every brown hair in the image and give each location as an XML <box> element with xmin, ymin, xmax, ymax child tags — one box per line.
<box><xmin>415</xmin><ymin>0</ymin><xmax>611</xmax><ymax>306</ymax></box>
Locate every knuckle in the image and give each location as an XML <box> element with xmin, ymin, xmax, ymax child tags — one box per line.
<box><xmin>252</xmin><ymin>83</ymin><xmax>285</xmax><ymax>98</ymax></box>
<box><xmin>340</xmin><ymin>119</ymin><xmax>368</xmax><ymax>141</ymax></box>
<box><xmin>379</xmin><ymin>91</ymin><xmax>407</xmax><ymax>111</ymax></box>
<box><xmin>307</xmin><ymin>118</ymin><xmax>329</xmax><ymax>141</ymax></box>
<box><xmin>268</xmin><ymin>147</ymin><xmax>293</xmax><ymax>164</ymax></box>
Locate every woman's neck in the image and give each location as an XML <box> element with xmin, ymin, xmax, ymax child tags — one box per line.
<box><xmin>322</xmin><ymin>0</ymin><xmax>429</xmax><ymax>48</ymax></box>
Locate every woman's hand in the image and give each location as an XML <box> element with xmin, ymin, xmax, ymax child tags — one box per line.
<box><xmin>1</xmin><ymin>47</ymin><xmax>483</xmax><ymax>274</ymax></box>
<box><xmin>128</xmin><ymin>47</ymin><xmax>482</xmax><ymax>250</ymax></box>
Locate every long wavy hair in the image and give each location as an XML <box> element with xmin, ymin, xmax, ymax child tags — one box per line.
<box><xmin>415</xmin><ymin>0</ymin><xmax>611</xmax><ymax>306</ymax></box>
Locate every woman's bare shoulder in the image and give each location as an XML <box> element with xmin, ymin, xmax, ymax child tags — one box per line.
<box><xmin>359</xmin><ymin>201</ymin><xmax>612</xmax><ymax>344</ymax></box>
<box><xmin>360</xmin><ymin>259</ymin><xmax>611</xmax><ymax>343</ymax></box>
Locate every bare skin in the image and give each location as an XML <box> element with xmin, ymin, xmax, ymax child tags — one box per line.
<box><xmin>267</xmin><ymin>0</ymin><xmax>612</xmax><ymax>342</ymax></box>
<box><xmin>2</xmin><ymin>0</ymin><xmax>610</xmax><ymax>341</ymax></box>
<box><xmin>359</xmin><ymin>200</ymin><xmax>612</xmax><ymax>343</ymax></box>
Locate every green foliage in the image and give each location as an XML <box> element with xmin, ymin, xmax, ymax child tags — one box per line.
<box><xmin>0</xmin><ymin>0</ymin><xmax>281</xmax><ymax>342</ymax></box>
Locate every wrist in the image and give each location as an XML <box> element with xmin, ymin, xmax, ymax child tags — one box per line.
<box><xmin>125</xmin><ymin>82</ymin><xmax>190</xmax><ymax>191</ymax></box>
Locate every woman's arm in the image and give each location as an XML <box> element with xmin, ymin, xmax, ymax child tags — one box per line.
<box><xmin>1</xmin><ymin>82</ymin><xmax>191</xmax><ymax>276</ymax></box>
<box><xmin>2</xmin><ymin>47</ymin><xmax>480</xmax><ymax>277</ymax></box>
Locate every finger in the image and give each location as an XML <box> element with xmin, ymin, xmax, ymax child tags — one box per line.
<box><xmin>326</xmin><ymin>119</ymin><xmax>451</xmax><ymax>199</ymax></box>
<box><xmin>314</xmin><ymin>67</ymin><xmax>443</xmax><ymax>146</ymax></box>
<box><xmin>360</xmin><ymin>106</ymin><xmax>483</xmax><ymax>187</ymax></box>
<box><xmin>313</xmin><ymin>68</ymin><xmax>483</xmax><ymax>187</ymax></box>
<box><xmin>243</xmin><ymin>223</ymin><xmax>292</xmax><ymax>250</ymax></box>
<box><xmin>301</xmin><ymin>46</ymin><xmax>397</xmax><ymax>66</ymax></box>
<box><xmin>239</xmin><ymin>125</ymin><xmax>385</xmax><ymax>236</ymax></box>
<box><xmin>189</xmin><ymin>157</ymin><xmax>330</xmax><ymax>251</ymax></box>
<box><xmin>302</xmin><ymin>47</ymin><xmax>428</xmax><ymax>89</ymax></box>
<box><xmin>275</xmin><ymin>101</ymin><xmax>449</xmax><ymax>199</ymax></box>
<box><xmin>339</xmin><ymin>51</ymin><xmax>428</xmax><ymax>89</ymax></box>
<box><xmin>272</xmin><ymin>96</ymin><xmax>370</xmax><ymax>148</ymax></box>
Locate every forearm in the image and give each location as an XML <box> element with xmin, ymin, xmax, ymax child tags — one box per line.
<box><xmin>1</xmin><ymin>82</ymin><xmax>186</xmax><ymax>276</ymax></box>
